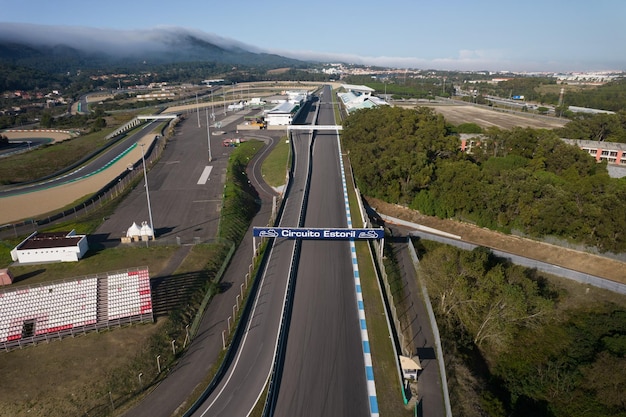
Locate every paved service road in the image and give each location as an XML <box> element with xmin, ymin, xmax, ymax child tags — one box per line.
<box><xmin>273</xmin><ymin>85</ymin><xmax>370</xmax><ymax>416</ymax></box>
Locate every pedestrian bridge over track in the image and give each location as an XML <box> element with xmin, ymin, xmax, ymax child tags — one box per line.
<box><xmin>105</xmin><ymin>114</ymin><xmax>180</xmax><ymax>139</ymax></box>
<box><xmin>287</xmin><ymin>125</ymin><xmax>342</xmax><ymax>131</ymax></box>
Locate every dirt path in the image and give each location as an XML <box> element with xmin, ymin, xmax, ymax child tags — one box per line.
<box><xmin>368</xmin><ymin>197</ymin><xmax>626</xmax><ymax>284</ymax></box>
<box><xmin>395</xmin><ymin>102</ymin><xmax>568</xmax><ymax>130</ymax></box>
<box><xmin>3</xmin><ymin>130</ymin><xmax>74</xmax><ymax>143</ymax></box>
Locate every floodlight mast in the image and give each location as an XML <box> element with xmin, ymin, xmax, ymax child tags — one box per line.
<box><xmin>205</xmin><ymin>108</ymin><xmax>212</xmax><ymax>162</ymax></box>
<box><xmin>196</xmin><ymin>93</ymin><xmax>201</xmax><ymax>128</ymax></box>
<box><xmin>140</xmin><ymin>143</ymin><xmax>155</xmax><ymax>242</ymax></box>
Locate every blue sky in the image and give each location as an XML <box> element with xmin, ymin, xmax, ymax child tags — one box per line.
<box><xmin>1</xmin><ymin>0</ymin><xmax>625</xmax><ymax>71</ymax></box>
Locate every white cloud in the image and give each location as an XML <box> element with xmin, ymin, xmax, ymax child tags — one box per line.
<box><xmin>0</xmin><ymin>23</ymin><xmax>617</xmax><ymax>72</ymax></box>
<box><xmin>0</xmin><ymin>23</ymin><xmax>261</xmax><ymax>56</ymax></box>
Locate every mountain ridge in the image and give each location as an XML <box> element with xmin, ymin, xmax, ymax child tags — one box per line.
<box><xmin>0</xmin><ymin>24</ymin><xmax>307</xmax><ymax>72</ymax></box>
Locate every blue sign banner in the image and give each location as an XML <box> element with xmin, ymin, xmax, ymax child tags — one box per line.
<box><xmin>253</xmin><ymin>227</ymin><xmax>384</xmax><ymax>240</ymax></box>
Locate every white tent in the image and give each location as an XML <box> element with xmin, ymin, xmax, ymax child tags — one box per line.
<box><xmin>126</xmin><ymin>222</ymin><xmax>141</xmax><ymax>238</ymax></box>
<box><xmin>140</xmin><ymin>221</ymin><xmax>154</xmax><ymax>238</ymax></box>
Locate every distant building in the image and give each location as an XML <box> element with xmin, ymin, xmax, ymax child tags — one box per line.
<box><xmin>136</xmin><ymin>92</ymin><xmax>176</xmax><ymax>101</ymax></box>
<box><xmin>562</xmin><ymin>139</ymin><xmax>626</xmax><ymax>166</ymax></box>
<box><xmin>338</xmin><ymin>84</ymin><xmax>388</xmax><ymax>114</ymax></box>
<box><xmin>263</xmin><ymin>91</ymin><xmax>309</xmax><ymax>126</ymax></box>
<box><xmin>11</xmin><ymin>230</ymin><xmax>89</xmax><ymax>264</ymax></box>
<box><xmin>459</xmin><ymin>135</ymin><xmax>626</xmax><ymax>178</ymax></box>
<box><xmin>266</xmin><ymin>101</ymin><xmax>300</xmax><ymax>126</ymax></box>
<box><xmin>0</xmin><ymin>269</ymin><xmax>14</xmax><ymax>286</ymax></box>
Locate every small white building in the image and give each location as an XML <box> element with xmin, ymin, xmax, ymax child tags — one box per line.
<box><xmin>399</xmin><ymin>355</ymin><xmax>422</xmax><ymax>381</ymax></box>
<box><xmin>266</xmin><ymin>101</ymin><xmax>300</xmax><ymax>126</ymax></box>
<box><xmin>10</xmin><ymin>230</ymin><xmax>89</xmax><ymax>264</ymax></box>
<box><xmin>227</xmin><ymin>102</ymin><xmax>245</xmax><ymax>111</ymax></box>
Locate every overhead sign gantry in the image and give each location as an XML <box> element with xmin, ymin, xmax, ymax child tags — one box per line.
<box><xmin>253</xmin><ymin>227</ymin><xmax>383</xmax><ymax>240</ymax></box>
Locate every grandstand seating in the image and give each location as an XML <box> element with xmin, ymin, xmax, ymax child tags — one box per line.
<box><xmin>0</xmin><ymin>278</ymin><xmax>97</xmax><ymax>343</ymax></box>
<box><xmin>107</xmin><ymin>269</ymin><xmax>152</xmax><ymax>320</ymax></box>
<box><xmin>0</xmin><ymin>267</ymin><xmax>153</xmax><ymax>349</ymax></box>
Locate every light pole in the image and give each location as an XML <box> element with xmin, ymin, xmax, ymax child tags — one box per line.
<box><xmin>195</xmin><ymin>92</ymin><xmax>201</xmax><ymax>128</ymax></box>
<box><xmin>140</xmin><ymin>144</ymin><xmax>155</xmax><ymax>242</ymax></box>
<box><xmin>205</xmin><ymin>108</ymin><xmax>212</xmax><ymax>162</ymax></box>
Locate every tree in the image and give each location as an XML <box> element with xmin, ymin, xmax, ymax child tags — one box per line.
<box><xmin>92</xmin><ymin>116</ymin><xmax>106</xmax><ymax>131</ymax></box>
<box><xmin>40</xmin><ymin>111</ymin><xmax>53</xmax><ymax>128</ymax></box>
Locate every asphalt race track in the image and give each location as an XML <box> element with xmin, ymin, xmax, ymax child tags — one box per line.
<box><xmin>0</xmin><ymin>121</ymin><xmax>162</xmax><ymax>198</ymax></box>
<box><xmin>273</xmin><ymin>85</ymin><xmax>370</xmax><ymax>416</ymax></box>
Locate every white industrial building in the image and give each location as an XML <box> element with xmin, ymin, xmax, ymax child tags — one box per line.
<box><xmin>265</xmin><ymin>91</ymin><xmax>309</xmax><ymax>126</ymax></box>
<box><xmin>266</xmin><ymin>101</ymin><xmax>299</xmax><ymax>126</ymax></box>
<box><xmin>11</xmin><ymin>230</ymin><xmax>89</xmax><ymax>264</ymax></box>
<box><xmin>338</xmin><ymin>84</ymin><xmax>388</xmax><ymax>114</ymax></box>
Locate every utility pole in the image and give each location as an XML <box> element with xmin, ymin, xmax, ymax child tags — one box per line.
<box><xmin>196</xmin><ymin>93</ymin><xmax>201</xmax><ymax>128</ymax></box>
<box><xmin>140</xmin><ymin>144</ymin><xmax>155</xmax><ymax>242</ymax></box>
<box><xmin>205</xmin><ymin>108</ymin><xmax>212</xmax><ymax>162</ymax></box>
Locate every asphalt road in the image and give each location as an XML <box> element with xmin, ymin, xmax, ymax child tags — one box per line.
<box><xmin>0</xmin><ymin>137</ymin><xmax>51</xmax><ymax>158</ymax></box>
<box><xmin>273</xmin><ymin>85</ymin><xmax>370</xmax><ymax>416</ymax></box>
<box><xmin>93</xmin><ymin>111</ymin><xmax>255</xmax><ymax>245</ymax></box>
<box><xmin>189</xmin><ymin>108</ymin><xmax>315</xmax><ymax>416</ymax></box>
<box><xmin>386</xmin><ymin>229</ymin><xmax>446</xmax><ymax>417</ymax></box>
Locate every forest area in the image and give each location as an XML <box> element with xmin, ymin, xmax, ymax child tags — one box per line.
<box><xmin>340</xmin><ymin>105</ymin><xmax>626</xmax><ymax>416</ymax></box>
<box><xmin>341</xmin><ymin>106</ymin><xmax>626</xmax><ymax>253</ymax></box>
<box><xmin>417</xmin><ymin>243</ymin><xmax>626</xmax><ymax>417</ymax></box>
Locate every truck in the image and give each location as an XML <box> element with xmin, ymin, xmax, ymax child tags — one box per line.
<box><xmin>250</xmin><ymin>117</ymin><xmax>267</xmax><ymax>129</ymax></box>
<box><xmin>222</xmin><ymin>138</ymin><xmax>245</xmax><ymax>147</ymax></box>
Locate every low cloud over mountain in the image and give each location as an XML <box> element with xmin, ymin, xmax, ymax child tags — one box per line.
<box><xmin>0</xmin><ymin>23</ymin><xmax>302</xmax><ymax>69</ymax></box>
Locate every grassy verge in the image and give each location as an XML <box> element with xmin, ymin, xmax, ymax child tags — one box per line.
<box><xmin>218</xmin><ymin>140</ymin><xmax>263</xmax><ymax>243</ymax></box>
<box><xmin>344</xmin><ymin>155</ymin><xmax>413</xmax><ymax>416</ymax></box>
<box><xmin>9</xmin><ymin>245</ymin><xmax>180</xmax><ymax>285</ymax></box>
<box><xmin>0</xmin><ymin>128</ymin><xmax>115</xmax><ymax>184</ymax></box>
<box><xmin>336</xmin><ymin>84</ymin><xmax>410</xmax><ymax>415</ymax></box>
<box><xmin>260</xmin><ymin>135</ymin><xmax>290</xmax><ymax>188</ymax></box>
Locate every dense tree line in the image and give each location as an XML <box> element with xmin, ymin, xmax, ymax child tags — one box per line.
<box><xmin>476</xmin><ymin>77</ymin><xmax>626</xmax><ymax>112</ymax></box>
<box><xmin>344</xmin><ymin>74</ymin><xmax>455</xmax><ymax>99</ymax></box>
<box><xmin>0</xmin><ymin>63</ymin><xmax>72</xmax><ymax>92</ymax></box>
<box><xmin>564</xmin><ymin>79</ymin><xmax>626</xmax><ymax>112</ymax></box>
<box><xmin>341</xmin><ymin>106</ymin><xmax>626</xmax><ymax>252</ymax></box>
<box><xmin>556</xmin><ymin>111</ymin><xmax>626</xmax><ymax>143</ymax></box>
<box><xmin>419</xmin><ymin>245</ymin><xmax>626</xmax><ymax>417</ymax></box>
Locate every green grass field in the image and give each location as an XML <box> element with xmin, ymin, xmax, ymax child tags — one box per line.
<box><xmin>260</xmin><ymin>135</ymin><xmax>290</xmax><ymax>188</ymax></box>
